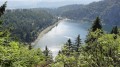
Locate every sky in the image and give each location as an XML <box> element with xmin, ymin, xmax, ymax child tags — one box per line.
<box><xmin>0</xmin><ymin>0</ymin><xmax>101</xmax><ymax>9</ymax></box>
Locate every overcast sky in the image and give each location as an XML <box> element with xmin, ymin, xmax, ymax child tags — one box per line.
<box><xmin>0</xmin><ymin>0</ymin><xmax>101</xmax><ymax>9</ymax></box>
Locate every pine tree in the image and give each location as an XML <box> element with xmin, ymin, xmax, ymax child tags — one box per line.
<box><xmin>0</xmin><ymin>2</ymin><xmax>7</xmax><ymax>27</ymax></box>
<box><xmin>43</xmin><ymin>46</ymin><xmax>49</xmax><ymax>57</ymax></box>
<box><xmin>111</xmin><ymin>26</ymin><xmax>119</xmax><ymax>39</ymax></box>
<box><xmin>111</xmin><ymin>26</ymin><xmax>119</xmax><ymax>34</ymax></box>
<box><xmin>43</xmin><ymin>46</ymin><xmax>53</xmax><ymax>64</ymax></box>
<box><xmin>0</xmin><ymin>1</ymin><xmax>7</xmax><ymax>17</ymax></box>
<box><xmin>91</xmin><ymin>17</ymin><xmax>102</xmax><ymax>32</ymax></box>
<box><xmin>67</xmin><ymin>39</ymin><xmax>72</xmax><ymax>50</ymax></box>
<box><xmin>0</xmin><ymin>2</ymin><xmax>10</xmax><ymax>46</ymax></box>
<box><xmin>0</xmin><ymin>2</ymin><xmax>7</xmax><ymax>31</ymax></box>
<box><xmin>85</xmin><ymin>17</ymin><xmax>103</xmax><ymax>43</ymax></box>
<box><xmin>75</xmin><ymin>35</ymin><xmax>82</xmax><ymax>52</ymax></box>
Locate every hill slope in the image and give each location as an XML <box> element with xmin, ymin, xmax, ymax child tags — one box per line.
<box><xmin>1</xmin><ymin>9</ymin><xmax>57</xmax><ymax>43</ymax></box>
<box><xmin>56</xmin><ymin>0</ymin><xmax>120</xmax><ymax>26</ymax></box>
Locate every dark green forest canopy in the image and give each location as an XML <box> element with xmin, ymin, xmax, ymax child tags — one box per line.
<box><xmin>0</xmin><ymin>3</ymin><xmax>53</xmax><ymax>67</ymax></box>
<box><xmin>50</xmin><ymin>0</ymin><xmax>120</xmax><ymax>27</ymax></box>
<box><xmin>1</xmin><ymin>9</ymin><xmax>57</xmax><ymax>43</ymax></box>
<box><xmin>0</xmin><ymin>1</ymin><xmax>6</xmax><ymax>16</ymax></box>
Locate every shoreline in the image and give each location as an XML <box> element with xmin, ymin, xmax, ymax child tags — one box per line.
<box><xmin>32</xmin><ymin>19</ymin><xmax>63</xmax><ymax>46</ymax></box>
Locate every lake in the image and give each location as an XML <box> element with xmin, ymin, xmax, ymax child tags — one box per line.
<box><xmin>34</xmin><ymin>19</ymin><xmax>91</xmax><ymax>57</ymax></box>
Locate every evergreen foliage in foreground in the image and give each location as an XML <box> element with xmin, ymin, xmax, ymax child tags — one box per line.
<box><xmin>50</xmin><ymin>18</ymin><xmax>120</xmax><ymax>67</ymax></box>
<box><xmin>85</xmin><ymin>17</ymin><xmax>103</xmax><ymax>43</ymax></box>
<box><xmin>0</xmin><ymin>1</ymin><xmax>6</xmax><ymax>17</ymax></box>
<box><xmin>0</xmin><ymin>2</ymin><xmax>53</xmax><ymax>67</ymax></box>
<box><xmin>0</xmin><ymin>2</ymin><xmax>120</xmax><ymax>67</ymax></box>
<box><xmin>111</xmin><ymin>26</ymin><xmax>119</xmax><ymax>34</ymax></box>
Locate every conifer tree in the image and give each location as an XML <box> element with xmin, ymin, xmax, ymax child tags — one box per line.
<box><xmin>43</xmin><ymin>46</ymin><xmax>53</xmax><ymax>65</ymax></box>
<box><xmin>43</xmin><ymin>46</ymin><xmax>49</xmax><ymax>57</ymax></box>
<box><xmin>67</xmin><ymin>39</ymin><xmax>72</xmax><ymax>50</ymax></box>
<box><xmin>91</xmin><ymin>17</ymin><xmax>102</xmax><ymax>32</ymax></box>
<box><xmin>85</xmin><ymin>17</ymin><xmax>103</xmax><ymax>43</ymax></box>
<box><xmin>0</xmin><ymin>2</ymin><xmax>7</xmax><ymax>27</ymax></box>
<box><xmin>111</xmin><ymin>26</ymin><xmax>119</xmax><ymax>34</ymax></box>
<box><xmin>75</xmin><ymin>35</ymin><xmax>82</xmax><ymax>52</ymax></box>
<box><xmin>0</xmin><ymin>2</ymin><xmax>10</xmax><ymax>45</ymax></box>
<box><xmin>0</xmin><ymin>1</ymin><xmax>7</xmax><ymax>17</ymax></box>
<box><xmin>111</xmin><ymin>26</ymin><xmax>119</xmax><ymax>39</ymax></box>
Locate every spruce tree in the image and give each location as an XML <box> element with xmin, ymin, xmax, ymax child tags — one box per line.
<box><xmin>75</xmin><ymin>35</ymin><xmax>82</xmax><ymax>52</ymax></box>
<box><xmin>85</xmin><ymin>17</ymin><xmax>103</xmax><ymax>43</ymax></box>
<box><xmin>67</xmin><ymin>39</ymin><xmax>72</xmax><ymax>50</ymax></box>
<box><xmin>0</xmin><ymin>1</ymin><xmax>7</xmax><ymax>17</ymax></box>
<box><xmin>91</xmin><ymin>17</ymin><xmax>102</xmax><ymax>32</ymax></box>
<box><xmin>0</xmin><ymin>2</ymin><xmax>9</xmax><ymax>45</ymax></box>
<box><xmin>111</xmin><ymin>26</ymin><xmax>119</xmax><ymax>39</ymax></box>
<box><xmin>0</xmin><ymin>2</ymin><xmax>7</xmax><ymax>26</ymax></box>
<box><xmin>111</xmin><ymin>26</ymin><xmax>119</xmax><ymax>34</ymax></box>
<box><xmin>43</xmin><ymin>46</ymin><xmax>49</xmax><ymax>57</ymax></box>
<box><xmin>43</xmin><ymin>46</ymin><xmax>53</xmax><ymax>63</ymax></box>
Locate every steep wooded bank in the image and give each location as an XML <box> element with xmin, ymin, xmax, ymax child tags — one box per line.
<box><xmin>0</xmin><ymin>3</ymin><xmax>53</xmax><ymax>67</ymax></box>
<box><xmin>0</xmin><ymin>9</ymin><xmax>57</xmax><ymax>43</ymax></box>
<box><xmin>49</xmin><ymin>0</ymin><xmax>120</xmax><ymax>27</ymax></box>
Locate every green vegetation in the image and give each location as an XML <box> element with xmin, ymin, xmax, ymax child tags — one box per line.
<box><xmin>51</xmin><ymin>17</ymin><xmax>120</xmax><ymax>67</ymax></box>
<box><xmin>52</xmin><ymin>0</ymin><xmax>120</xmax><ymax>29</ymax></box>
<box><xmin>0</xmin><ymin>1</ymin><xmax>120</xmax><ymax>67</ymax></box>
<box><xmin>111</xmin><ymin>26</ymin><xmax>119</xmax><ymax>34</ymax></box>
<box><xmin>1</xmin><ymin>8</ymin><xmax>57</xmax><ymax>43</ymax></box>
<box><xmin>0</xmin><ymin>2</ymin><xmax>53</xmax><ymax>67</ymax></box>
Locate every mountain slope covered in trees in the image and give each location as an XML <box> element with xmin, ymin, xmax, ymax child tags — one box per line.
<box><xmin>1</xmin><ymin>9</ymin><xmax>57</xmax><ymax>43</ymax></box>
<box><xmin>0</xmin><ymin>3</ymin><xmax>54</xmax><ymax>67</ymax></box>
<box><xmin>55</xmin><ymin>0</ymin><xmax>120</xmax><ymax>27</ymax></box>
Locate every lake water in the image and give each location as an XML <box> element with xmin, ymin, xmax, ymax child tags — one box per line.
<box><xmin>34</xmin><ymin>19</ymin><xmax>91</xmax><ymax>57</ymax></box>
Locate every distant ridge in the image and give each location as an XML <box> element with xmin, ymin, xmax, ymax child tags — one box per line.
<box><xmin>53</xmin><ymin>0</ymin><xmax>120</xmax><ymax>27</ymax></box>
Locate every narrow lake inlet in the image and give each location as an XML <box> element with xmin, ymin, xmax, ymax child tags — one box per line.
<box><xmin>34</xmin><ymin>19</ymin><xmax>91</xmax><ymax>57</ymax></box>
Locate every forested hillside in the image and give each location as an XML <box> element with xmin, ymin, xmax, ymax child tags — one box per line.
<box><xmin>55</xmin><ymin>0</ymin><xmax>120</xmax><ymax>27</ymax></box>
<box><xmin>54</xmin><ymin>4</ymin><xmax>84</xmax><ymax>16</ymax></box>
<box><xmin>0</xmin><ymin>2</ymin><xmax>54</xmax><ymax>67</ymax></box>
<box><xmin>0</xmin><ymin>2</ymin><xmax>120</xmax><ymax>67</ymax></box>
<box><xmin>0</xmin><ymin>9</ymin><xmax>57</xmax><ymax>43</ymax></box>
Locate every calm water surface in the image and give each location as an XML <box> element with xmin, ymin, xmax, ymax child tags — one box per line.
<box><xmin>34</xmin><ymin>19</ymin><xmax>91</xmax><ymax>57</ymax></box>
